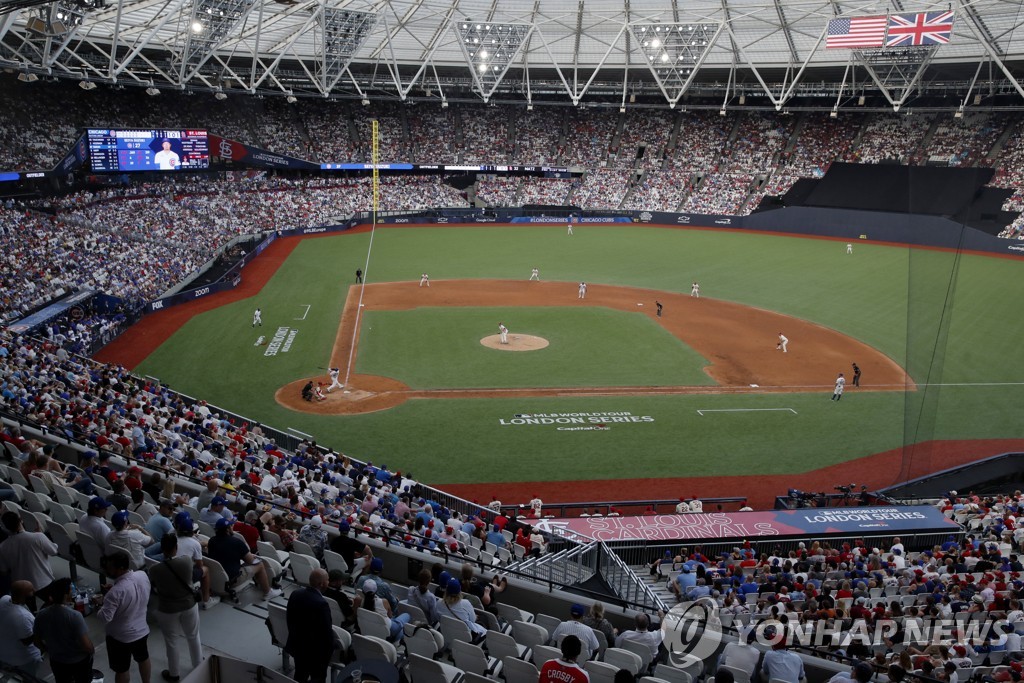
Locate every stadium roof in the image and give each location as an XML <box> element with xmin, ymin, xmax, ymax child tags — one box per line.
<box><xmin>0</xmin><ymin>0</ymin><xmax>1023</xmax><ymax>109</ymax></box>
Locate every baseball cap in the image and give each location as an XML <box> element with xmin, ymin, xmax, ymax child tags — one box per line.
<box><xmin>570</xmin><ymin>603</ymin><xmax>586</xmax><ymax>617</ymax></box>
<box><xmin>363</xmin><ymin>580</ymin><xmax>377</xmax><ymax>593</ymax></box>
<box><xmin>310</xmin><ymin>516</ymin><xmax>323</xmax><ymax>528</ymax></box>
<box><xmin>445</xmin><ymin>578</ymin><xmax>462</xmax><ymax>595</ymax></box>
<box><xmin>328</xmin><ymin>569</ymin><xmax>348</xmax><ymax>583</ymax></box>
<box><xmin>371</xmin><ymin>557</ymin><xmax>383</xmax><ymax>572</ymax></box>
<box><xmin>158</xmin><ymin>498</ymin><xmax>178</xmax><ymax>509</ymax></box>
<box><xmin>215</xmin><ymin>517</ymin><xmax>234</xmax><ymax>530</ymax></box>
<box><xmin>338</xmin><ymin>521</ymin><xmax>350</xmax><ymax>533</ymax></box>
<box><xmin>88</xmin><ymin>497</ymin><xmax>111</xmax><ymax>512</ymax></box>
<box><xmin>112</xmin><ymin>511</ymin><xmax>129</xmax><ymax>528</ymax></box>
<box><xmin>211</xmin><ymin>496</ymin><xmax>228</xmax><ymax>506</ymax></box>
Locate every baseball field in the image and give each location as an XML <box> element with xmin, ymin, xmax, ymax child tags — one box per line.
<box><xmin>98</xmin><ymin>224</ymin><xmax>1024</xmax><ymax>508</ymax></box>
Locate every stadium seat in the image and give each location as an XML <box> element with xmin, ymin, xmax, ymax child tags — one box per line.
<box><xmin>502</xmin><ymin>656</ymin><xmax>539</xmax><ymax>683</ymax></box>
<box><xmin>324</xmin><ymin>549</ymin><xmax>348</xmax><ymax>574</ymax></box>
<box><xmin>585</xmin><ymin>660</ymin><xmax>621</xmax><ymax>683</ymax></box>
<box><xmin>653</xmin><ymin>664</ymin><xmax>693</xmax><ymax>683</ymax></box>
<box><xmin>406</xmin><ymin>652</ymin><xmax>464</xmax><ymax>683</ymax></box>
<box><xmin>604</xmin><ymin>647</ymin><xmax>643</xmax><ymax>675</ymax></box>
<box><xmin>534</xmin><ymin>613</ymin><xmax>562</xmax><ymax>637</ymax></box>
<box><xmin>398</xmin><ymin>600</ymin><xmax>429</xmax><ymax>624</ymax></box>
<box><xmin>721</xmin><ymin>664</ymin><xmax>752</xmax><ymax>683</ymax></box>
<box><xmin>332</xmin><ymin>626</ymin><xmax>352</xmax><ymax>663</ymax></box>
<box><xmin>531</xmin><ymin>645</ymin><xmax>562</xmax><ymax>667</ymax></box>
<box><xmin>357</xmin><ymin>607</ymin><xmax>392</xmax><ymax>641</ymax></box>
<box><xmin>485</xmin><ymin>629</ymin><xmax>530</xmax><ymax>662</ymax></box>
<box><xmin>439</xmin><ymin>614</ymin><xmax>474</xmax><ymax>646</ymax></box>
<box><xmin>266</xmin><ymin>603</ymin><xmax>292</xmax><ymax>671</ymax></box>
<box><xmin>512</xmin><ymin>620</ymin><xmax>549</xmax><ymax>649</ymax></box>
<box><xmin>351</xmin><ymin>634</ymin><xmax>397</xmax><ymax>665</ymax></box>
<box><xmin>451</xmin><ymin>639</ymin><xmax>502</xmax><ymax>677</ymax></box>
<box><xmin>290</xmin><ymin>553</ymin><xmax>319</xmax><ymax>586</ymax></box>
<box><xmin>403</xmin><ymin>623</ymin><xmax>446</xmax><ymax>660</ymax></box>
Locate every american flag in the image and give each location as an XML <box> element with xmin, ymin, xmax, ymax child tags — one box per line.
<box><xmin>886</xmin><ymin>11</ymin><xmax>955</xmax><ymax>47</ymax></box>
<box><xmin>826</xmin><ymin>15</ymin><xmax>888</xmax><ymax>48</ymax></box>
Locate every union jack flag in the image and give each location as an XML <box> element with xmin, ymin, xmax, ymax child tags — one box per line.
<box><xmin>886</xmin><ymin>11</ymin><xmax>955</xmax><ymax>47</ymax></box>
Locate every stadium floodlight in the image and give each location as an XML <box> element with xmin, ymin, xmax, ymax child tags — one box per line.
<box><xmin>619</xmin><ymin>106</ymin><xmax>626</xmax><ymax>113</ymax></box>
<box><xmin>953</xmin><ymin>107</ymin><xmax>963</xmax><ymax>119</ymax></box>
<box><xmin>361</xmin><ymin>98</ymin><xmax>370</xmax><ymax>106</ymax></box>
<box><xmin>177</xmin><ymin>0</ymin><xmax>258</xmax><ymax>83</ymax></box>
<box><xmin>829</xmin><ymin>109</ymin><xmax>838</xmax><ymax>118</ymax></box>
<box><xmin>455</xmin><ymin>21</ymin><xmax>532</xmax><ymax>101</ymax></box>
<box><xmin>629</xmin><ymin>21</ymin><xmax>720</xmax><ymax>107</ymax></box>
<box><xmin>317</xmin><ymin>8</ymin><xmax>378</xmax><ymax>94</ymax></box>
<box><xmin>286</xmin><ymin>95</ymin><xmax>297</xmax><ymax>104</ymax></box>
<box><xmin>146</xmin><ymin>87</ymin><xmax>160</xmax><ymax>96</ymax></box>
<box><xmin>78</xmin><ymin>80</ymin><xmax>96</xmax><ymax>90</ymax></box>
<box><xmin>441</xmin><ymin>100</ymin><xmax>448</xmax><ymax>109</ymax></box>
<box><xmin>527</xmin><ymin>103</ymin><xmax>533</xmax><ymax>111</ymax></box>
<box><xmin>214</xmin><ymin>91</ymin><xmax>227</xmax><ymax>100</ymax></box>
<box><xmin>719</xmin><ymin>108</ymin><xmax>726</xmax><ymax>116</ymax></box>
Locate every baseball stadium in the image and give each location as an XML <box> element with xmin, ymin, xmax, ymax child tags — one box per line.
<box><xmin>1</xmin><ymin>0</ymin><xmax>1024</xmax><ymax>681</ymax></box>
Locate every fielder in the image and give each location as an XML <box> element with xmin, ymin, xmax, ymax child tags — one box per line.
<box><xmin>498</xmin><ymin>322</ymin><xmax>509</xmax><ymax>345</ymax></box>
<box><xmin>253</xmin><ymin>308</ymin><xmax>262</xmax><ymax>327</ymax></box>
<box><xmin>578</xmin><ymin>281</ymin><xmax>587</xmax><ymax>299</ymax></box>
<box><xmin>327</xmin><ymin>367</ymin><xmax>343</xmax><ymax>392</ymax></box>
<box><xmin>530</xmin><ymin>268</ymin><xmax>539</xmax><ymax>281</ymax></box>
<box><xmin>846</xmin><ymin>243</ymin><xmax>853</xmax><ymax>254</ymax></box>
<box><xmin>832</xmin><ymin>372</ymin><xmax>846</xmax><ymax>401</ymax></box>
<box><xmin>419</xmin><ymin>273</ymin><xmax>430</xmax><ymax>287</ymax></box>
<box><xmin>567</xmin><ymin>216</ymin><xmax>574</xmax><ymax>236</ymax></box>
<box><xmin>691</xmin><ymin>282</ymin><xmax>700</xmax><ymax>298</ymax></box>
<box><xmin>777</xmin><ymin>332</ymin><xmax>789</xmax><ymax>353</ymax></box>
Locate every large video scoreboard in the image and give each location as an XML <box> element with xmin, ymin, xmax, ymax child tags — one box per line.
<box><xmin>87</xmin><ymin>129</ymin><xmax>210</xmax><ymax>172</ymax></box>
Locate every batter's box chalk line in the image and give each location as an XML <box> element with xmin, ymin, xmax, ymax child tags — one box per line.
<box><xmin>696</xmin><ymin>408</ymin><xmax>798</xmax><ymax>416</ymax></box>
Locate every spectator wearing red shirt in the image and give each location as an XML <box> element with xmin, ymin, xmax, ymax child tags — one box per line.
<box><xmin>539</xmin><ymin>635</ymin><xmax>590</xmax><ymax>683</ymax></box>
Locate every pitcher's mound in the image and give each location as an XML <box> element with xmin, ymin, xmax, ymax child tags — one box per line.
<box><xmin>481</xmin><ymin>334</ymin><xmax>550</xmax><ymax>351</ymax></box>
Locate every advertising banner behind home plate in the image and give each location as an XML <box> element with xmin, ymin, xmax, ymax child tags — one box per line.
<box><xmin>534</xmin><ymin>506</ymin><xmax>959</xmax><ymax>543</ymax></box>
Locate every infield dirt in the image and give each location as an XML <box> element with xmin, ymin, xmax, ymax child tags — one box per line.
<box><xmin>275</xmin><ymin>279</ymin><xmax>912</xmax><ymax>415</ymax></box>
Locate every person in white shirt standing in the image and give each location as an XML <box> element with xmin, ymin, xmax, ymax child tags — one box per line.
<box><xmin>498</xmin><ymin>323</ymin><xmax>508</xmax><ymax>345</ymax></box>
<box><xmin>578</xmin><ymin>282</ymin><xmax>587</xmax><ymax>299</ymax></box>
<box><xmin>327</xmin><ymin>367</ymin><xmax>343</xmax><ymax>392</ymax></box>
<box><xmin>95</xmin><ymin>552</ymin><xmax>152</xmax><ymax>683</ymax></box>
<box><xmin>777</xmin><ymin>332</ymin><xmax>789</xmax><ymax>353</ymax></box>
<box><xmin>154</xmin><ymin>140</ymin><xmax>181</xmax><ymax>170</ymax></box>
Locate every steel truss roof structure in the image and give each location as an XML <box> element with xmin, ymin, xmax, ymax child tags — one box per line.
<box><xmin>1</xmin><ymin>0</ymin><xmax>1023</xmax><ymax>110</ymax></box>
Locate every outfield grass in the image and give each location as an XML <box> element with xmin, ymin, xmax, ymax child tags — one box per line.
<box><xmin>355</xmin><ymin>307</ymin><xmax>713</xmax><ymax>388</ymax></box>
<box><xmin>133</xmin><ymin>225</ymin><xmax>1024</xmax><ymax>486</ymax></box>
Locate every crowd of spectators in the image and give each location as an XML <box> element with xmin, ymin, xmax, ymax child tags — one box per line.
<box><xmin>613</xmin><ymin>110</ymin><xmax>675</xmax><ymax>170</ymax></box>
<box><xmin>622</xmin><ymin>170</ymin><xmax>693</xmax><ymax>212</ymax></box>
<box><xmin>0</xmin><ymin>175</ymin><xmax>465</xmax><ymax>325</ymax></box>
<box><xmin>514</xmin><ymin>109</ymin><xmax>563</xmax><ymax>165</ymax></box>
<box><xmin>572</xmin><ymin>169</ymin><xmax>631</xmax><ymax>210</ymax></box>
<box><xmin>460</xmin><ymin>106</ymin><xmax>514</xmax><ymax>164</ymax></box>
<box><xmin>476</xmin><ymin>177</ymin><xmax>521</xmax><ymax>207</ymax></box>
<box><xmin>559</xmin><ymin>109</ymin><xmax>616</xmax><ymax>168</ymax></box>
<box><xmin>407</xmin><ymin>106</ymin><xmax>459</xmax><ymax>164</ymax></box>
<box><xmin>518</xmin><ymin>177</ymin><xmax>573</xmax><ymax>206</ymax></box>
<box><xmin>843</xmin><ymin>113</ymin><xmax>932</xmax><ymax>165</ymax></box>
<box><xmin>682</xmin><ymin>173</ymin><xmax>756</xmax><ymax>215</ymax></box>
<box><xmin>925</xmin><ymin>113</ymin><xmax>1007</xmax><ymax>167</ymax></box>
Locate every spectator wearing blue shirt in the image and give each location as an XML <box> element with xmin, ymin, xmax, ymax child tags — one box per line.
<box><xmin>485</xmin><ymin>525</ymin><xmax>506</xmax><ymax>549</ymax></box>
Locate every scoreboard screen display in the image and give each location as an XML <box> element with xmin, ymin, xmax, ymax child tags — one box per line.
<box><xmin>88</xmin><ymin>129</ymin><xmax>210</xmax><ymax>172</ymax></box>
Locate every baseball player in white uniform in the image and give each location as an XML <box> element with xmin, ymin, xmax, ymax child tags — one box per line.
<box><xmin>777</xmin><ymin>332</ymin><xmax>789</xmax><ymax>353</ymax></box>
<box><xmin>832</xmin><ymin>372</ymin><xmax>846</xmax><ymax>401</ymax></box>
<box><xmin>327</xmin><ymin>367</ymin><xmax>343</xmax><ymax>392</ymax></box>
<box><xmin>691</xmin><ymin>282</ymin><xmax>700</xmax><ymax>298</ymax></box>
<box><xmin>419</xmin><ymin>273</ymin><xmax>430</xmax><ymax>287</ymax></box>
<box><xmin>498</xmin><ymin>323</ymin><xmax>509</xmax><ymax>345</ymax></box>
<box><xmin>253</xmin><ymin>308</ymin><xmax>262</xmax><ymax>327</ymax></box>
<box><xmin>846</xmin><ymin>243</ymin><xmax>853</xmax><ymax>254</ymax></box>
<box><xmin>530</xmin><ymin>268</ymin><xmax>539</xmax><ymax>281</ymax></box>
<box><xmin>567</xmin><ymin>216</ymin><xmax>574</xmax><ymax>235</ymax></box>
<box><xmin>578</xmin><ymin>282</ymin><xmax>587</xmax><ymax>299</ymax></box>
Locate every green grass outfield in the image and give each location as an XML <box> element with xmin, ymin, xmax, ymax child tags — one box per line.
<box><xmin>134</xmin><ymin>225</ymin><xmax>1024</xmax><ymax>486</ymax></box>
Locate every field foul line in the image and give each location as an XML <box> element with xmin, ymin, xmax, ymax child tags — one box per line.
<box><xmin>697</xmin><ymin>408</ymin><xmax>798</xmax><ymax>415</ymax></box>
<box><xmin>295</xmin><ymin>304</ymin><xmax>311</xmax><ymax>321</ymax></box>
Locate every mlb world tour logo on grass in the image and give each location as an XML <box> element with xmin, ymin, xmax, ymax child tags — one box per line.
<box><xmin>498</xmin><ymin>411</ymin><xmax>655</xmax><ymax>430</ymax></box>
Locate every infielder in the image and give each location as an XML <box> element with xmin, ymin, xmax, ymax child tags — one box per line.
<box><xmin>846</xmin><ymin>243</ymin><xmax>853</xmax><ymax>254</ymax></box>
<box><xmin>419</xmin><ymin>273</ymin><xmax>430</xmax><ymax>287</ymax></box>
<box><xmin>498</xmin><ymin>323</ymin><xmax>509</xmax><ymax>344</ymax></box>
<box><xmin>327</xmin><ymin>367</ymin><xmax>343</xmax><ymax>392</ymax></box>
<box><xmin>852</xmin><ymin>362</ymin><xmax>861</xmax><ymax>387</ymax></box>
<box><xmin>253</xmin><ymin>308</ymin><xmax>262</xmax><ymax>327</ymax></box>
<box><xmin>832</xmin><ymin>372</ymin><xmax>846</xmax><ymax>401</ymax></box>
<box><xmin>691</xmin><ymin>282</ymin><xmax>700</xmax><ymax>298</ymax></box>
<box><xmin>578</xmin><ymin>282</ymin><xmax>587</xmax><ymax>299</ymax></box>
<box><xmin>777</xmin><ymin>332</ymin><xmax>789</xmax><ymax>353</ymax></box>
<box><xmin>530</xmin><ymin>268</ymin><xmax>539</xmax><ymax>281</ymax></box>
